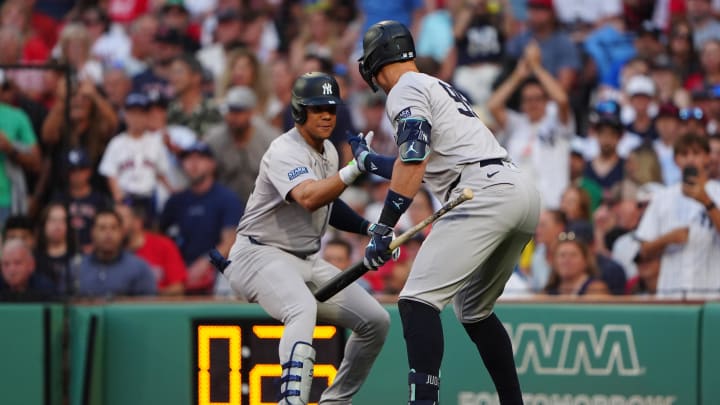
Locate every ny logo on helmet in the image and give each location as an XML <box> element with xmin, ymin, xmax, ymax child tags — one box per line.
<box><xmin>322</xmin><ymin>83</ymin><xmax>333</xmax><ymax>95</ymax></box>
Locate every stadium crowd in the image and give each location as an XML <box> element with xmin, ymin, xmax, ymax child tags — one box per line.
<box><xmin>0</xmin><ymin>0</ymin><xmax>719</xmax><ymax>301</ymax></box>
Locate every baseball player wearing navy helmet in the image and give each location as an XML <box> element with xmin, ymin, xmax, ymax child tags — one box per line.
<box><xmin>352</xmin><ymin>20</ymin><xmax>540</xmax><ymax>404</ymax></box>
<box><xmin>220</xmin><ymin>72</ymin><xmax>390</xmax><ymax>404</ymax></box>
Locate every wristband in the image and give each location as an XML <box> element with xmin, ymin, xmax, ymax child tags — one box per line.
<box><xmin>338</xmin><ymin>161</ymin><xmax>362</xmax><ymax>185</ymax></box>
<box><xmin>379</xmin><ymin>189</ymin><xmax>413</xmax><ymax>226</ymax></box>
<box><xmin>706</xmin><ymin>200</ymin><xmax>717</xmax><ymax>212</ymax></box>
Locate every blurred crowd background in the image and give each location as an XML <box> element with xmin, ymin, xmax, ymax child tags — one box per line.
<box><xmin>0</xmin><ymin>0</ymin><xmax>719</xmax><ymax>302</ymax></box>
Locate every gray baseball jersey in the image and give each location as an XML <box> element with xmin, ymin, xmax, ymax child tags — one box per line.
<box><xmin>385</xmin><ymin>72</ymin><xmax>509</xmax><ymax>201</ymax></box>
<box><xmin>236</xmin><ymin>128</ymin><xmax>337</xmax><ymax>255</ymax></box>
<box><xmin>387</xmin><ymin>72</ymin><xmax>541</xmax><ymax>321</ymax></box>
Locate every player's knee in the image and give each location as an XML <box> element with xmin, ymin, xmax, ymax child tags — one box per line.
<box><xmin>284</xmin><ymin>294</ymin><xmax>318</xmax><ymax>325</ymax></box>
<box><xmin>366</xmin><ymin>305</ymin><xmax>391</xmax><ymax>338</ymax></box>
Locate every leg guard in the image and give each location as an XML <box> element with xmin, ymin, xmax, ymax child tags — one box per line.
<box><xmin>408</xmin><ymin>368</ymin><xmax>440</xmax><ymax>405</ymax></box>
<box><xmin>279</xmin><ymin>341</ymin><xmax>316</xmax><ymax>405</ymax></box>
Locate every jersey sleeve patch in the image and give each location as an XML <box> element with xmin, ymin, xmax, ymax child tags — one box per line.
<box><xmin>288</xmin><ymin>166</ymin><xmax>310</xmax><ymax>181</ymax></box>
<box><xmin>395</xmin><ymin>107</ymin><xmax>412</xmax><ymax>121</ymax></box>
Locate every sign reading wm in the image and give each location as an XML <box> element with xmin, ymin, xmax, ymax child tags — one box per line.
<box><xmin>507</xmin><ymin>323</ymin><xmax>644</xmax><ymax>377</ymax></box>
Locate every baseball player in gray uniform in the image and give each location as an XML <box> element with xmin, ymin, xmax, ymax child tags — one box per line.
<box><xmin>352</xmin><ymin>21</ymin><xmax>541</xmax><ymax>404</ymax></box>
<box><xmin>219</xmin><ymin>72</ymin><xmax>390</xmax><ymax>404</ymax></box>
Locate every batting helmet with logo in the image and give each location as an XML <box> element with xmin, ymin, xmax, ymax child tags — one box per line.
<box><xmin>291</xmin><ymin>72</ymin><xmax>342</xmax><ymax>124</ymax></box>
<box><xmin>358</xmin><ymin>20</ymin><xmax>416</xmax><ymax>91</ymax></box>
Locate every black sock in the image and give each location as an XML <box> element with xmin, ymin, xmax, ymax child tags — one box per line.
<box><xmin>398</xmin><ymin>299</ymin><xmax>443</xmax><ymax>403</ymax></box>
<box><xmin>463</xmin><ymin>313</ymin><xmax>523</xmax><ymax>405</ymax></box>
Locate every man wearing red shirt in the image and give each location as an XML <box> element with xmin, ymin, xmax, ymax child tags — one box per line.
<box><xmin>116</xmin><ymin>200</ymin><xmax>187</xmax><ymax>295</ymax></box>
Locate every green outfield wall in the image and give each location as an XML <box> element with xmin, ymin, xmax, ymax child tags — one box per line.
<box><xmin>0</xmin><ymin>301</ymin><xmax>716</xmax><ymax>405</ymax></box>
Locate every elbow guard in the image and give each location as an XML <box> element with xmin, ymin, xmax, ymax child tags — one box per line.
<box><xmin>397</xmin><ymin>118</ymin><xmax>431</xmax><ymax>163</ymax></box>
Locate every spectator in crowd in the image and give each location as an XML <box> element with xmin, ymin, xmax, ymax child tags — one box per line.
<box><xmin>654</xmin><ymin>103</ymin><xmax>683</xmax><ymax>185</ymax></box>
<box><xmin>145</xmin><ymin>90</ymin><xmax>197</xmax><ymax>209</ymax></box>
<box><xmin>205</xmin><ymin>86</ymin><xmax>280</xmax><ymax>203</ymax></box>
<box><xmin>98</xmin><ymin>93</ymin><xmax>172</xmax><ymax>219</ymax></box>
<box><xmin>529</xmin><ymin>209</ymin><xmax>567</xmax><ymax>291</ymax></box>
<box><xmin>217</xmin><ymin>48</ymin><xmax>275</xmax><ymax>122</ymax></box>
<box><xmin>0</xmin><ymin>85</ymin><xmax>42</xmax><ymax>225</ymax></box>
<box><xmin>3</xmin><ymin>214</ymin><xmax>36</xmax><ymax>249</ymax></box>
<box><xmin>650</xmin><ymin>57</ymin><xmax>691</xmax><ymax>108</ymax></box>
<box><xmin>667</xmin><ymin>20</ymin><xmax>700</xmax><ymax>84</ymax></box>
<box><xmin>553</xmin><ymin>0</ymin><xmax>622</xmax><ymax>43</ymax></box>
<box><xmin>34</xmin><ymin>203</ymin><xmax>76</xmax><ymax>293</ymax></box>
<box><xmin>196</xmin><ymin>8</ymin><xmax>244</xmax><ymax>81</ymax></box>
<box><xmin>544</xmin><ymin>233</ymin><xmax>610</xmax><ymax>296</ymax></box>
<box><xmin>55</xmin><ymin>23</ymin><xmax>103</xmax><ymax>84</ymax></box>
<box><xmin>625</xmin><ymin>253</ymin><xmax>660</xmax><ymax>295</ymax></box>
<box><xmin>611</xmin><ymin>182</ymin><xmax>660</xmax><ymax>280</ymax></box>
<box><xmin>123</xmin><ymin>14</ymin><xmax>159</xmax><ymax>77</ymax></box>
<box><xmin>565</xmin><ymin>216</ymin><xmax>627</xmax><ymax>294</ymax></box>
<box><xmin>582</xmin><ymin>5</ymin><xmax>636</xmax><ymax>89</ymax></box>
<box><xmin>585</xmin><ymin>100</ymin><xmax>626</xmax><ymax>192</ymax></box>
<box><xmin>157</xmin><ymin>0</ymin><xmax>199</xmax><ymax>52</ymax></box>
<box><xmin>80</xmin><ymin>6</ymin><xmax>130</xmax><ymax>67</ymax></box>
<box><xmin>132</xmin><ymin>26</ymin><xmax>185</xmax><ymax>95</ymax></box>
<box><xmin>679</xmin><ymin>106</ymin><xmax>709</xmax><ymax>136</ymax></box>
<box><xmin>506</xmin><ymin>0</ymin><xmax>581</xmax><ymax>91</ymax></box>
<box><xmin>0</xmin><ymin>239</ymin><xmax>56</xmax><ymax>301</ymax></box>
<box><xmin>488</xmin><ymin>42</ymin><xmax>572</xmax><ymax>209</ymax></box>
<box><xmin>620</xmin><ymin>144</ymin><xmax>663</xmax><ymax>200</ymax></box>
<box><xmin>116</xmin><ymin>201</ymin><xmax>187</xmax><ymax>296</ymax></box>
<box><xmin>53</xmin><ymin>148</ymin><xmax>113</xmax><ymax>253</ymax></box>
<box><xmin>446</xmin><ymin>0</ymin><xmax>506</xmax><ymax>108</ymax></box>
<box><xmin>322</xmin><ymin>237</ymin><xmax>372</xmax><ymax>293</ymax></box>
<box><xmin>624</xmin><ymin>75</ymin><xmax>659</xmax><ymax>142</ymax></box>
<box><xmin>74</xmin><ymin>209</ymin><xmax>156</xmax><ymax>298</ymax></box>
<box><xmin>686</xmin><ymin>0</ymin><xmax>720</xmax><ymax>50</ymax></box>
<box><xmin>160</xmin><ymin>141</ymin><xmax>242</xmax><ymax>295</ymax></box>
<box><xmin>569</xmin><ymin>139</ymin><xmax>604</xmax><ymax>211</ymax></box>
<box><xmin>709</xmin><ymin>135</ymin><xmax>720</xmax><ymax>179</ymax></box>
<box><xmin>559</xmin><ymin>185</ymin><xmax>592</xmax><ymax>223</ymax></box>
<box><xmin>101</xmin><ymin>66</ymin><xmax>132</xmax><ymax>114</ymax></box>
<box><xmin>356</xmin><ymin>91</ymin><xmax>396</xmax><ymax>157</ymax></box>
<box><xmin>268</xmin><ymin>57</ymin><xmax>295</xmax><ymax>129</ymax></box>
<box><xmin>289</xmin><ymin>6</ymin><xmax>338</xmax><ymax>68</ymax></box>
<box><xmin>42</xmin><ymin>72</ymin><xmax>118</xmax><ymax>194</ymax></box>
<box><xmin>635</xmin><ymin>133</ymin><xmax>720</xmax><ymax>298</ymax></box>
<box><xmin>167</xmin><ymin>54</ymin><xmax>222</xmax><ymax>137</ymax></box>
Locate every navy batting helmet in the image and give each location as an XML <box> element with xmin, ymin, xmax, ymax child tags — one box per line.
<box><xmin>359</xmin><ymin>20</ymin><xmax>416</xmax><ymax>92</ymax></box>
<box><xmin>291</xmin><ymin>72</ymin><xmax>342</xmax><ymax>124</ymax></box>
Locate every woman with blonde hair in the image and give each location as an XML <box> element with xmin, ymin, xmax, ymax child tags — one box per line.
<box><xmin>217</xmin><ymin>48</ymin><xmax>276</xmax><ymax>120</ymax></box>
<box><xmin>621</xmin><ymin>144</ymin><xmax>663</xmax><ymax>200</ymax></box>
<box><xmin>544</xmin><ymin>235</ymin><xmax>610</xmax><ymax>296</ymax></box>
<box><xmin>56</xmin><ymin>23</ymin><xmax>103</xmax><ymax>84</ymax></box>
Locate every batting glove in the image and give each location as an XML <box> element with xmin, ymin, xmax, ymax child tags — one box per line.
<box><xmin>364</xmin><ymin>223</ymin><xmax>400</xmax><ymax>269</ymax></box>
<box><xmin>348</xmin><ymin>131</ymin><xmax>375</xmax><ymax>172</ymax></box>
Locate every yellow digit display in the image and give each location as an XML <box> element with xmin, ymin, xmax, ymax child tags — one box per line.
<box><xmin>195</xmin><ymin>322</ymin><xmax>342</xmax><ymax>405</ymax></box>
<box><xmin>197</xmin><ymin>325</ymin><xmax>242</xmax><ymax>405</ymax></box>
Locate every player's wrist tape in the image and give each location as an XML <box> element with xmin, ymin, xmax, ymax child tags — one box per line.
<box><xmin>338</xmin><ymin>161</ymin><xmax>362</xmax><ymax>185</ymax></box>
<box><xmin>379</xmin><ymin>189</ymin><xmax>413</xmax><ymax>227</ymax></box>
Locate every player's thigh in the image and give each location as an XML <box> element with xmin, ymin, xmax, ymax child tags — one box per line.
<box><xmin>226</xmin><ymin>241</ymin><xmax>316</xmax><ymax>322</ymax></box>
<box><xmin>312</xmin><ymin>259</ymin><xmax>390</xmax><ymax>333</ymax></box>
<box><xmin>399</xmin><ymin>182</ymin><xmax>536</xmax><ymax>310</ymax></box>
<box><xmin>452</xmin><ymin>230</ymin><xmax>533</xmax><ymax>323</ymax></box>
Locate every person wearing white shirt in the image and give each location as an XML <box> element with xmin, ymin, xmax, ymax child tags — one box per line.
<box><xmin>488</xmin><ymin>42</ymin><xmax>573</xmax><ymax>209</ymax></box>
<box><xmin>653</xmin><ymin>103</ymin><xmax>683</xmax><ymax>185</ymax></box>
<box><xmin>99</xmin><ymin>93</ymin><xmax>174</xmax><ymax>219</ymax></box>
<box><xmin>635</xmin><ymin>134</ymin><xmax>720</xmax><ymax>298</ymax></box>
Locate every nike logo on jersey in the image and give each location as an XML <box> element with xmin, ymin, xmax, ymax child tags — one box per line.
<box><xmin>487</xmin><ymin>170</ymin><xmax>499</xmax><ymax>178</ymax></box>
<box><xmin>370</xmin><ymin>162</ymin><xmax>378</xmax><ymax>171</ymax></box>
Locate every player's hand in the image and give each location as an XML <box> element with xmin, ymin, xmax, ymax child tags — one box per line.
<box><xmin>348</xmin><ymin>130</ymin><xmax>375</xmax><ymax>172</ymax></box>
<box><xmin>364</xmin><ymin>223</ymin><xmax>399</xmax><ymax>269</ymax></box>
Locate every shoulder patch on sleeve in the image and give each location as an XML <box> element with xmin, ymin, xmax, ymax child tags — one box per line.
<box><xmin>287</xmin><ymin>166</ymin><xmax>309</xmax><ymax>181</ymax></box>
<box><xmin>395</xmin><ymin>107</ymin><xmax>412</xmax><ymax>121</ymax></box>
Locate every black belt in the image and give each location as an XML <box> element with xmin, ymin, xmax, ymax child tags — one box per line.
<box><xmin>247</xmin><ymin>236</ymin><xmax>313</xmax><ymax>260</ymax></box>
<box><xmin>445</xmin><ymin>158</ymin><xmax>504</xmax><ymax>200</ymax></box>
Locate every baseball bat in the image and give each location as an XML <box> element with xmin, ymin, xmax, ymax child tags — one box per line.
<box><xmin>314</xmin><ymin>187</ymin><xmax>474</xmax><ymax>302</ymax></box>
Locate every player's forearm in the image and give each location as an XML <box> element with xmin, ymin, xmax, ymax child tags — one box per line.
<box><xmin>389</xmin><ymin>159</ymin><xmax>427</xmax><ymax>202</ymax></box>
<box><xmin>291</xmin><ymin>176</ymin><xmax>347</xmax><ymax>212</ymax></box>
<box><xmin>364</xmin><ymin>153</ymin><xmax>396</xmax><ymax>179</ymax></box>
<box><xmin>330</xmin><ymin>199</ymin><xmax>370</xmax><ymax>235</ymax></box>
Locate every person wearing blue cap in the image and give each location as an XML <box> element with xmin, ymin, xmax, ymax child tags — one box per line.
<box><xmin>98</xmin><ymin>93</ymin><xmax>174</xmax><ymax>222</ymax></box>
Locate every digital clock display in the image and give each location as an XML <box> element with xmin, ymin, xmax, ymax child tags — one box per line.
<box><xmin>193</xmin><ymin>319</ymin><xmax>345</xmax><ymax>405</ymax></box>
